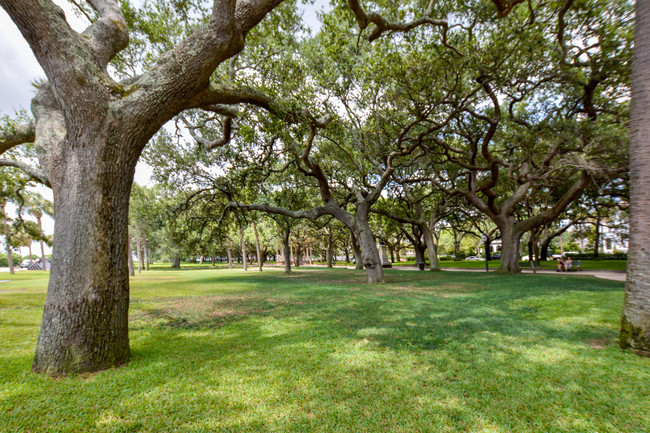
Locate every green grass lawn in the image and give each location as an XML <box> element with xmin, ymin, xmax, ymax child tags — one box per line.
<box><xmin>1</xmin><ymin>268</ymin><xmax>647</xmax><ymax>432</ymax></box>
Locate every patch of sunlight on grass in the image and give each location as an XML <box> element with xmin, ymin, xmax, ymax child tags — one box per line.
<box><xmin>1</xmin><ymin>268</ymin><xmax>648</xmax><ymax>433</ymax></box>
<box><xmin>521</xmin><ymin>344</ymin><xmax>573</xmax><ymax>365</ymax></box>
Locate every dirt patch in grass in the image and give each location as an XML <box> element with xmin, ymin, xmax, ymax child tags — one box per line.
<box><xmin>588</xmin><ymin>337</ymin><xmax>613</xmax><ymax>350</ymax></box>
<box><xmin>370</xmin><ymin>283</ymin><xmax>476</xmax><ymax>298</ymax></box>
<box><xmin>131</xmin><ymin>294</ymin><xmax>311</xmax><ymax>329</ymax></box>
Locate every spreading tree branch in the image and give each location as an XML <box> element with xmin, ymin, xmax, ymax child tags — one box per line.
<box><xmin>347</xmin><ymin>0</ymin><xmax>462</xmax><ymax>54</ymax></box>
<box><xmin>0</xmin><ymin>122</ymin><xmax>35</xmax><ymax>155</ymax></box>
<box><xmin>0</xmin><ymin>159</ymin><xmax>50</xmax><ymax>186</ymax></box>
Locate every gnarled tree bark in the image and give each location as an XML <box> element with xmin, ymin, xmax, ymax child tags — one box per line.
<box><xmin>0</xmin><ymin>0</ymin><xmax>284</xmax><ymax>374</ymax></box>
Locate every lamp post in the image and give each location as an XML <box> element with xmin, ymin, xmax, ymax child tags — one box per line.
<box><xmin>481</xmin><ymin>235</ymin><xmax>489</xmax><ymax>273</ymax></box>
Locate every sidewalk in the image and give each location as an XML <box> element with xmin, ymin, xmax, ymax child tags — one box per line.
<box><xmin>438</xmin><ymin>266</ymin><xmax>626</xmax><ymax>282</ymax></box>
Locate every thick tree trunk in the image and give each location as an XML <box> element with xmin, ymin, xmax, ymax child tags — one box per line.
<box><xmin>3</xmin><ymin>0</ymin><xmax>284</xmax><ymax>376</ymax></box>
<box><xmin>414</xmin><ymin>244</ymin><xmax>426</xmax><ymax>266</ymax></box>
<box><xmin>171</xmin><ymin>254</ymin><xmax>181</xmax><ymax>269</ymax></box>
<box><xmin>540</xmin><ymin>239</ymin><xmax>550</xmax><ymax>262</ymax></box>
<box><xmin>497</xmin><ymin>221</ymin><xmax>522</xmax><ymax>274</ymax></box>
<box><xmin>422</xmin><ymin>224</ymin><xmax>440</xmax><ymax>271</ymax></box>
<box><xmin>355</xmin><ymin>217</ymin><xmax>383</xmax><ymax>284</ymax></box>
<box><xmin>294</xmin><ymin>244</ymin><xmax>302</xmax><ymax>267</ymax></box>
<box><xmin>621</xmin><ymin>0</ymin><xmax>650</xmax><ymax>356</ymax></box>
<box><xmin>32</xmin><ymin>145</ymin><xmax>134</xmax><ymax>374</ymax></box>
<box><xmin>351</xmin><ymin>231</ymin><xmax>363</xmax><ymax>270</ymax></box>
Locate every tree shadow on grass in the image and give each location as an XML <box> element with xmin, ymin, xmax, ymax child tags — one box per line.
<box><xmin>1</xmin><ymin>269</ymin><xmax>646</xmax><ymax>433</ymax></box>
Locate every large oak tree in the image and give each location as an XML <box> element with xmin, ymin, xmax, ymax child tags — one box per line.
<box><xmin>0</xmin><ymin>0</ymin><xmax>286</xmax><ymax>375</ymax></box>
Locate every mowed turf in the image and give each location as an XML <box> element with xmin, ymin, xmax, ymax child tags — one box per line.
<box><xmin>0</xmin><ymin>267</ymin><xmax>647</xmax><ymax>433</ymax></box>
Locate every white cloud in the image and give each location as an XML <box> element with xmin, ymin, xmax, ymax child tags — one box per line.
<box><xmin>0</xmin><ymin>1</ymin><xmax>88</xmax><ymax>114</ymax></box>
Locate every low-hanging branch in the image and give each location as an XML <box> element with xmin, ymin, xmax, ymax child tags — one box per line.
<box><xmin>0</xmin><ymin>159</ymin><xmax>50</xmax><ymax>187</ymax></box>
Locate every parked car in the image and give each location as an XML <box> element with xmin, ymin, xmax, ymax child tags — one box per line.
<box><xmin>465</xmin><ymin>256</ymin><xmax>482</xmax><ymax>261</ymax></box>
<box><xmin>26</xmin><ymin>259</ymin><xmax>51</xmax><ymax>270</ymax></box>
<box><xmin>20</xmin><ymin>259</ymin><xmax>32</xmax><ymax>269</ymax></box>
<box><xmin>491</xmin><ymin>254</ymin><xmax>501</xmax><ymax>260</ymax></box>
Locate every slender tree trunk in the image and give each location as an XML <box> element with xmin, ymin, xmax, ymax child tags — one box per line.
<box><xmin>6</xmin><ymin>242</ymin><xmax>14</xmax><ymax>274</ymax></box>
<box><xmin>1</xmin><ymin>204</ymin><xmax>14</xmax><ymax>275</ymax></box>
<box><xmin>527</xmin><ymin>228</ymin><xmax>538</xmax><ymax>264</ymax></box>
<box><xmin>282</xmin><ymin>228</ymin><xmax>292</xmax><ymax>273</ymax></box>
<box><xmin>28</xmin><ymin>243</ymin><xmax>33</xmax><ymax>265</ymax></box>
<box><xmin>227</xmin><ymin>238</ymin><xmax>233</xmax><ymax>270</ymax></box>
<box><xmin>253</xmin><ymin>222</ymin><xmax>262</xmax><ymax>272</ymax></box>
<box><xmin>593</xmin><ymin>217</ymin><xmax>601</xmax><ymax>257</ymax></box>
<box><xmin>621</xmin><ymin>0</ymin><xmax>650</xmax><ymax>356</ymax></box>
<box><xmin>452</xmin><ymin>232</ymin><xmax>464</xmax><ymax>258</ymax></box>
<box><xmin>37</xmin><ymin>215</ymin><xmax>46</xmax><ymax>271</ymax></box>
<box><xmin>240</xmin><ymin>224</ymin><xmax>247</xmax><ymax>271</ymax></box>
<box><xmin>326</xmin><ymin>226</ymin><xmax>333</xmax><ymax>268</ymax></box>
<box><xmin>143</xmin><ymin>236</ymin><xmax>149</xmax><ymax>271</ymax></box>
<box><xmin>127</xmin><ymin>233</ymin><xmax>134</xmax><ymax>277</ymax></box>
<box><xmin>135</xmin><ymin>222</ymin><xmax>143</xmax><ymax>274</ymax></box>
